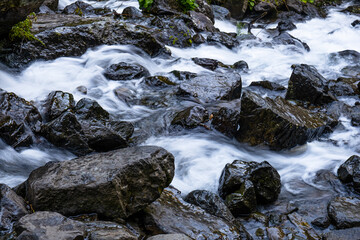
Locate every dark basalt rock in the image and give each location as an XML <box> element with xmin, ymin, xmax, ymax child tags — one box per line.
<box><xmin>249</xmin><ymin>80</ymin><xmax>286</xmax><ymax>91</ymax></box>
<box><xmin>0</xmin><ymin>89</ymin><xmax>42</xmax><ymax>148</ymax></box>
<box><xmin>42</xmin><ymin>0</ymin><xmax>58</xmax><ymax>11</ymax></box>
<box><xmin>311</xmin><ymin>216</ymin><xmax>330</xmax><ymax>229</ymax></box>
<box><xmin>329</xmin><ymin>50</ymin><xmax>360</xmax><ymax>65</ymax></box>
<box><xmin>337</xmin><ymin>155</ymin><xmax>360</xmax><ymax>192</ymax></box>
<box><xmin>224</xmin><ymin>180</ymin><xmax>257</xmax><ymax>216</ymax></box>
<box><xmin>170</xmin><ymin>70</ymin><xmax>197</xmax><ymax>80</ymax></box>
<box><xmin>184</xmin><ymin>190</ymin><xmax>235</xmax><ymax>222</ymax></box>
<box><xmin>62</xmin><ymin>1</ymin><xmax>95</xmax><ymax>16</ymax></box>
<box><xmin>104</xmin><ymin>62</ymin><xmax>150</xmax><ymax>81</ymax></box>
<box><xmin>341</xmin><ymin>5</ymin><xmax>360</xmax><ymax>14</ymax></box>
<box><xmin>352</xmin><ymin>19</ymin><xmax>360</xmax><ymax>27</ymax></box>
<box><xmin>277</xmin><ymin>20</ymin><xmax>297</xmax><ymax>32</ymax></box>
<box><xmin>285</xmin><ymin>64</ymin><xmax>337</xmax><ymax>105</ymax></box>
<box><xmin>254</xmin><ymin>1</ymin><xmax>276</xmax><ymax>13</ymax></box>
<box><xmin>212</xmin><ymin>5</ymin><xmax>231</xmax><ymax>20</ymax></box>
<box><xmin>238</xmin><ymin>91</ymin><xmax>330</xmax><ymax>150</ymax></box>
<box><xmin>211</xmin><ymin>104</ymin><xmax>241</xmax><ymax>138</ymax></box>
<box><xmin>232</xmin><ymin>60</ymin><xmax>249</xmax><ymax>72</ymax></box>
<box><xmin>286</xmin><ymin>0</ymin><xmax>322</xmax><ymax>18</ymax></box>
<box><xmin>328</xmin><ymin>196</ymin><xmax>360</xmax><ymax>229</ymax></box>
<box><xmin>323</xmin><ymin>227</ymin><xmax>360</xmax><ymax>240</ymax></box>
<box><xmin>147</xmin><ymin>234</ymin><xmax>192</xmax><ymax>240</ymax></box>
<box><xmin>140</xmin><ymin>187</ymin><xmax>247</xmax><ymax>239</ymax></box>
<box><xmin>144</xmin><ymin>76</ymin><xmax>176</xmax><ymax>88</ymax></box>
<box><xmin>21</xmin><ymin>146</ymin><xmax>174</xmax><ymax>219</ymax></box>
<box><xmin>329</xmin><ymin>77</ymin><xmax>359</xmax><ymax>97</ymax></box>
<box><xmin>189</xmin><ymin>11</ymin><xmax>216</xmax><ymax>32</ymax></box>
<box><xmin>177</xmin><ymin>73</ymin><xmax>242</xmax><ymax>103</ymax></box>
<box><xmin>220</xmin><ymin>0</ymin><xmax>248</xmax><ymax>19</ymax></box>
<box><xmin>207</xmin><ymin>32</ymin><xmax>240</xmax><ymax>49</ymax></box>
<box><xmin>42</xmin><ymin>91</ymin><xmax>76</xmax><ymax>121</ymax></box>
<box><xmin>171</xmin><ymin>105</ymin><xmax>209</xmax><ymax>128</ymax></box>
<box><xmin>273</xmin><ymin>33</ymin><xmax>310</xmax><ymax>51</ymax></box>
<box><xmin>0</xmin><ymin>184</ymin><xmax>28</xmax><ymax>232</ymax></box>
<box><xmin>85</xmin><ymin>221</ymin><xmax>138</xmax><ymax>240</ymax></box>
<box><xmin>191</xmin><ymin>57</ymin><xmax>226</xmax><ymax>71</ymax></box>
<box><xmin>122</xmin><ymin>6</ymin><xmax>143</xmax><ymax>19</ymax></box>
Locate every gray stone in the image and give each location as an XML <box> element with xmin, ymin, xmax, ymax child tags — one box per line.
<box><xmin>328</xmin><ymin>196</ymin><xmax>360</xmax><ymax>229</ymax></box>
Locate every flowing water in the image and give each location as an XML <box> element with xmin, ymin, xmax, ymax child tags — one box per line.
<box><xmin>1</xmin><ymin>0</ymin><xmax>360</xmax><ymax>207</ymax></box>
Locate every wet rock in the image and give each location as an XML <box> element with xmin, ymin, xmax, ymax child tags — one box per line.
<box><xmin>170</xmin><ymin>70</ymin><xmax>197</xmax><ymax>81</ymax></box>
<box><xmin>212</xmin><ymin>5</ymin><xmax>231</xmax><ymax>20</ymax></box>
<box><xmin>86</xmin><ymin>221</ymin><xmax>138</xmax><ymax>240</ymax></box>
<box><xmin>249</xmin><ymin>80</ymin><xmax>286</xmax><ymax>91</ymax></box>
<box><xmin>114</xmin><ymin>87</ymin><xmax>136</xmax><ymax>104</ymax></box>
<box><xmin>207</xmin><ymin>32</ymin><xmax>240</xmax><ymax>49</ymax></box>
<box><xmin>329</xmin><ymin>50</ymin><xmax>360</xmax><ymax>65</ymax></box>
<box><xmin>288</xmin><ymin>212</ymin><xmax>321</xmax><ymax>239</ymax></box>
<box><xmin>218</xmin><ymin>160</ymin><xmax>281</xmax><ymax>216</ymax></box>
<box><xmin>254</xmin><ymin>1</ymin><xmax>276</xmax><ymax>13</ymax></box>
<box><xmin>147</xmin><ymin>233</ymin><xmax>192</xmax><ymax>240</ymax></box>
<box><xmin>145</xmin><ymin>0</ymin><xmax>184</xmax><ymax>15</ymax></box>
<box><xmin>63</xmin><ymin>1</ymin><xmax>95</xmax><ymax>16</ymax></box>
<box><xmin>76</xmin><ymin>85</ymin><xmax>88</xmax><ymax>94</ymax></box>
<box><xmin>221</xmin><ymin>0</ymin><xmax>248</xmax><ymax>19</ymax></box>
<box><xmin>341</xmin><ymin>5</ymin><xmax>360</xmax><ymax>14</ymax></box>
<box><xmin>192</xmin><ymin>33</ymin><xmax>206</xmax><ymax>44</ymax></box>
<box><xmin>42</xmin><ymin>91</ymin><xmax>76</xmax><ymax>121</ymax></box>
<box><xmin>141</xmin><ymin>187</ymin><xmax>245</xmax><ymax>239</ymax></box>
<box><xmin>232</xmin><ymin>60</ymin><xmax>249</xmax><ymax>72</ymax></box>
<box><xmin>191</xmin><ymin>57</ymin><xmax>226</xmax><ymax>71</ymax></box>
<box><xmin>337</xmin><ymin>155</ymin><xmax>360</xmax><ymax>192</ymax></box>
<box><xmin>273</xmin><ymin>33</ymin><xmax>310</xmax><ymax>51</ymax></box>
<box><xmin>22</xmin><ymin>146</ymin><xmax>174</xmax><ymax>219</ymax></box>
<box><xmin>329</xmin><ymin>77</ymin><xmax>359</xmax><ymax>97</ymax></box>
<box><xmin>323</xmin><ymin>227</ymin><xmax>360</xmax><ymax>240</ymax></box>
<box><xmin>144</xmin><ymin>76</ymin><xmax>176</xmax><ymax>88</ymax></box>
<box><xmin>211</xmin><ymin>105</ymin><xmax>241</xmax><ymax>137</ymax></box>
<box><xmin>15</xmin><ymin>211</ymin><xmax>86</xmax><ymax>240</ymax></box>
<box><xmin>266</xmin><ymin>227</ymin><xmax>286</xmax><ymax>240</ymax></box>
<box><xmin>184</xmin><ymin>190</ymin><xmax>235</xmax><ymax>222</ymax></box>
<box><xmin>311</xmin><ymin>216</ymin><xmax>330</xmax><ymax>229</ymax></box>
<box><xmin>40</xmin><ymin>111</ymin><xmax>92</xmax><ymax>156</ymax></box>
<box><xmin>171</xmin><ymin>105</ymin><xmax>209</xmax><ymax>128</ymax></box>
<box><xmin>277</xmin><ymin>20</ymin><xmax>297</xmax><ymax>32</ymax></box>
<box><xmin>352</xmin><ymin>19</ymin><xmax>360</xmax><ymax>27</ymax></box>
<box><xmin>42</xmin><ymin>0</ymin><xmax>58</xmax><ymax>11</ymax></box>
<box><xmin>178</xmin><ymin>72</ymin><xmax>242</xmax><ymax>103</ymax></box>
<box><xmin>0</xmin><ymin>0</ymin><xmax>45</xmax><ymax>38</ymax></box>
<box><xmin>238</xmin><ymin>91</ymin><xmax>330</xmax><ymax>149</ymax></box>
<box><xmin>104</xmin><ymin>62</ymin><xmax>150</xmax><ymax>81</ymax></box>
<box><xmin>341</xmin><ymin>65</ymin><xmax>360</xmax><ymax>78</ymax></box>
<box><xmin>0</xmin><ymin>184</ymin><xmax>28</xmax><ymax>232</ymax></box>
<box><xmin>195</xmin><ymin>0</ymin><xmax>215</xmax><ymax>23</ymax></box>
<box><xmin>285</xmin><ymin>64</ymin><xmax>336</xmax><ymax>105</ymax></box>
<box><xmin>328</xmin><ymin>196</ymin><xmax>360</xmax><ymax>229</ymax></box>
<box><xmin>0</xmin><ymin>89</ymin><xmax>42</xmax><ymax>148</ymax></box>
<box><xmin>122</xmin><ymin>6</ymin><xmax>143</xmax><ymax>19</ymax></box>
<box><xmin>351</xmin><ymin>105</ymin><xmax>360</xmax><ymax>127</ymax></box>
<box><xmin>189</xmin><ymin>11</ymin><xmax>216</xmax><ymax>32</ymax></box>
<box><xmin>287</xmin><ymin>0</ymin><xmax>321</xmax><ymax>18</ymax></box>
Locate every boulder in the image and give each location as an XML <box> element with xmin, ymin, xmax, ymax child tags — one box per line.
<box><xmin>104</xmin><ymin>62</ymin><xmax>150</xmax><ymax>81</ymax></box>
<box><xmin>42</xmin><ymin>91</ymin><xmax>76</xmax><ymax>121</ymax></box>
<box><xmin>286</xmin><ymin>0</ymin><xmax>322</xmax><ymax>18</ymax></box>
<box><xmin>0</xmin><ymin>0</ymin><xmax>45</xmax><ymax>38</ymax></box>
<box><xmin>273</xmin><ymin>33</ymin><xmax>310</xmax><ymax>51</ymax></box>
<box><xmin>329</xmin><ymin>77</ymin><xmax>359</xmax><ymax>97</ymax></box>
<box><xmin>232</xmin><ymin>60</ymin><xmax>249</xmax><ymax>72</ymax></box>
<box><xmin>171</xmin><ymin>105</ymin><xmax>209</xmax><ymax>128</ymax></box>
<box><xmin>323</xmin><ymin>227</ymin><xmax>360</xmax><ymax>240</ymax></box>
<box><xmin>141</xmin><ymin>187</ymin><xmax>247</xmax><ymax>239</ymax></box>
<box><xmin>277</xmin><ymin>20</ymin><xmax>297</xmax><ymax>32</ymax></box>
<box><xmin>22</xmin><ymin>146</ymin><xmax>174</xmax><ymax>219</ymax></box>
<box><xmin>42</xmin><ymin>0</ymin><xmax>58</xmax><ymax>11</ymax></box>
<box><xmin>191</xmin><ymin>57</ymin><xmax>227</xmax><ymax>71</ymax></box>
<box><xmin>207</xmin><ymin>32</ymin><xmax>240</xmax><ymax>49</ymax></box>
<box><xmin>85</xmin><ymin>221</ymin><xmax>138</xmax><ymax>240</ymax></box>
<box><xmin>0</xmin><ymin>89</ymin><xmax>42</xmax><ymax>148</ymax></box>
<box><xmin>177</xmin><ymin>73</ymin><xmax>242</xmax><ymax>103</ymax></box>
<box><xmin>221</xmin><ymin>0</ymin><xmax>248</xmax><ymax>19</ymax></box>
<box><xmin>212</xmin><ymin>5</ymin><xmax>231</xmax><ymax>20</ymax></box>
<box><xmin>285</xmin><ymin>64</ymin><xmax>336</xmax><ymax>105</ymax></box>
<box><xmin>145</xmin><ymin>0</ymin><xmax>184</xmax><ymax>15</ymax></box>
<box><xmin>184</xmin><ymin>190</ymin><xmax>235</xmax><ymax>222</ymax></box>
<box><xmin>189</xmin><ymin>11</ymin><xmax>216</xmax><ymax>32</ymax></box>
<box><xmin>341</xmin><ymin>5</ymin><xmax>360</xmax><ymax>14</ymax></box>
<box><xmin>147</xmin><ymin>234</ymin><xmax>192</xmax><ymax>240</ymax></box>
<box><xmin>218</xmin><ymin>160</ymin><xmax>281</xmax><ymax>205</ymax></box>
<box><xmin>143</xmin><ymin>76</ymin><xmax>176</xmax><ymax>88</ymax></box>
<box><xmin>122</xmin><ymin>6</ymin><xmax>143</xmax><ymax>19</ymax></box>
<box><xmin>0</xmin><ymin>184</ymin><xmax>28</xmax><ymax>232</ymax></box>
<box><xmin>211</xmin><ymin>105</ymin><xmax>241</xmax><ymax>138</ymax></box>
<box><xmin>170</xmin><ymin>70</ymin><xmax>197</xmax><ymax>81</ymax></box>
<box><xmin>238</xmin><ymin>91</ymin><xmax>330</xmax><ymax>150</ymax></box>
<box><xmin>352</xmin><ymin>20</ymin><xmax>360</xmax><ymax>27</ymax></box>
<box><xmin>329</xmin><ymin>50</ymin><xmax>360</xmax><ymax>66</ymax></box>
<box><xmin>249</xmin><ymin>80</ymin><xmax>286</xmax><ymax>91</ymax></box>
<box><xmin>62</xmin><ymin>1</ymin><xmax>95</xmax><ymax>16</ymax></box>
<box><xmin>337</xmin><ymin>155</ymin><xmax>360</xmax><ymax>192</ymax></box>
<box><xmin>328</xmin><ymin>196</ymin><xmax>360</xmax><ymax>229</ymax></box>
<box><xmin>224</xmin><ymin>180</ymin><xmax>256</xmax><ymax>215</ymax></box>
<box><xmin>287</xmin><ymin>212</ymin><xmax>321</xmax><ymax>239</ymax></box>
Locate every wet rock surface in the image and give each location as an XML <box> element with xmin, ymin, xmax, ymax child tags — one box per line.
<box><xmin>337</xmin><ymin>155</ymin><xmax>360</xmax><ymax>192</ymax></box>
<box><xmin>171</xmin><ymin>105</ymin><xmax>209</xmax><ymax>129</ymax></box>
<box><xmin>21</xmin><ymin>146</ymin><xmax>175</xmax><ymax>219</ymax></box>
<box><xmin>104</xmin><ymin>62</ymin><xmax>150</xmax><ymax>81</ymax></box>
<box><xmin>328</xmin><ymin>196</ymin><xmax>360</xmax><ymax>229</ymax></box>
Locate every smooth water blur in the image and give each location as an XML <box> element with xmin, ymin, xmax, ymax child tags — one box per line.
<box><xmin>59</xmin><ymin>0</ymin><xmax>139</xmax><ymax>11</ymax></box>
<box><xmin>0</xmin><ymin>1</ymin><xmax>359</xmax><ymax>198</ymax></box>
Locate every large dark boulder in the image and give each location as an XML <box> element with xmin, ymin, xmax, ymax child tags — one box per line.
<box><xmin>328</xmin><ymin>196</ymin><xmax>360</xmax><ymax>229</ymax></box>
<box><xmin>337</xmin><ymin>155</ymin><xmax>360</xmax><ymax>192</ymax></box>
<box><xmin>211</xmin><ymin>103</ymin><xmax>241</xmax><ymax>138</ymax></box>
<box><xmin>191</xmin><ymin>57</ymin><xmax>227</xmax><ymax>71</ymax></box>
<box><xmin>0</xmin><ymin>0</ymin><xmax>45</xmax><ymax>38</ymax></box>
<box><xmin>237</xmin><ymin>91</ymin><xmax>330</xmax><ymax>150</ymax></box>
<box><xmin>224</xmin><ymin>179</ymin><xmax>257</xmax><ymax>215</ymax></box>
<box><xmin>104</xmin><ymin>62</ymin><xmax>150</xmax><ymax>81</ymax></box>
<box><xmin>21</xmin><ymin>146</ymin><xmax>174</xmax><ymax>219</ymax></box>
<box><xmin>171</xmin><ymin>105</ymin><xmax>209</xmax><ymax>129</ymax></box>
<box><xmin>0</xmin><ymin>89</ymin><xmax>42</xmax><ymax>148</ymax></box>
<box><xmin>62</xmin><ymin>1</ymin><xmax>95</xmax><ymax>16</ymax></box>
<box><xmin>220</xmin><ymin>0</ymin><xmax>248</xmax><ymax>19</ymax></box>
<box><xmin>0</xmin><ymin>184</ymin><xmax>28</xmax><ymax>232</ymax></box>
<box><xmin>42</xmin><ymin>91</ymin><xmax>76</xmax><ymax>121</ymax></box>
<box><xmin>141</xmin><ymin>187</ymin><xmax>247</xmax><ymax>239</ymax></box>
<box><xmin>178</xmin><ymin>73</ymin><xmax>242</xmax><ymax>103</ymax></box>
<box><xmin>207</xmin><ymin>32</ymin><xmax>240</xmax><ymax>49</ymax></box>
<box><xmin>285</xmin><ymin>64</ymin><xmax>336</xmax><ymax>105</ymax></box>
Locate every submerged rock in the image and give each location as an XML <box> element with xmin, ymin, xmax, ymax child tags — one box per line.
<box><xmin>273</xmin><ymin>33</ymin><xmax>310</xmax><ymax>51</ymax></box>
<box><xmin>22</xmin><ymin>146</ymin><xmax>175</xmax><ymax>219</ymax></box>
<box><xmin>104</xmin><ymin>62</ymin><xmax>150</xmax><ymax>81</ymax></box>
<box><xmin>238</xmin><ymin>91</ymin><xmax>330</xmax><ymax>150</ymax></box>
<box><xmin>337</xmin><ymin>155</ymin><xmax>360</xmax><ymax>192</ymax></box>
<box><xmin>328</xmin><ymin>196</ymin><xmax>360</xmax><ymax>229</ymax></box>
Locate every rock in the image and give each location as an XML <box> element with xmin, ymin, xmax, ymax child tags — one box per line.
<box><xmin>249</xmin><ymin>80</ymin><xmax>286</xmax><ymax>91</ymax></box>
<box><xmin>337</xmin><ymin>155</ymin><xmax>360</xmax><ymax>192</ymax></box>
<box><xmin>329</xmin><ymin>77</ymin><xmax>359</xmax><ymax>97</ymax></box>
<box><xmin>219</xmin><ymin>160</ymin><xmax>281</xmax><ymax>205</ymax></box>
<box><xmin>232</xmin><ymin>60</ymin><xmax>249</xmax><ymax>72</ymax></box>
<box><xmin>195</xmin><ymin>0</ymin><xmax>215</xmax><ymax>23</ymax></box>
<box><xmin>0</xmin><ymin>0</ymin><xmax>45</xmax><ymax>38</ymax></box>
<box><xmin>189</xmin><ymin>12</ymin><xmax>215</xmax><ymax>33</ymax></box>
<box><xmin>285</xmin><ymin>64</ymin><xmax>336</xmax><ymax>105</ymax></box>
<box><xmin>311</xmin><ymin>216</ymin><xmax>330</xmax><ymax>229</ymax></box>
<box><xmin>351</xmin><ymin>105</ymin><xmax>360</xmax><ymax>127</ymax></box>
<box><xmin>211</xmin><ymin>105</ymin><xmax>241</xmax><ymax>138</ymax></box>
<box><xmin>212</xmin><ymin>5</ymin><xmax>231</xmax><ymax>20</ymax></box>
<box><xmin>170</xmin><ymin>70</ymin><xmax>197</xmax><ymax>81</ymax></box>
<box><xmin>42</xmin><ymin>0</ymin><xmax>58</xmax><ymax>11</ymax></box>
<box><xmin>42</xmin><ymin>91</ymin><xmax>76</xmax><ymax>121</ymax></box>
<box><xmin>287</xmin><ymin>212</ymin><xmax>321</xmax><ymax>239</ymax></box>
<box><xmin>341</xmin><ymin>5</ymin><xmax>360</xmax><ymax>14</ymax></box>
<box><xmin>0</xmin><ymin>89</ymin><xmax>42</xmax><ymax>148</ymax></box>
<box><xmin>145</xmin><ymin>0</ymin><xmax>184</xmax><ymax>15</ymax></box>
<box><xmin>177</xmin><ymin>73</ymin><xmax>242</xmax><ymax>103</ymax></box>
<box><xmin>287</xmin><ymin>0</ymin><xmax>321</xmax><ymax>18</ymax></box>
<box><xmin>171</xmin><ymin>105</ymin><xmax>209</xmax><ymax>128</ymax></box>
<box><xmin>144</xmin><ymin>76</ymin><xmax>176</xmax><ymax>88</ymax></box>
<box><xmin>86</xmin><ymin>221</ymin><xmax>138</xmax><ymax>240</ymax></box>
<box><xmin>273</xmin><ymin>33</ymin><xmax>310</xmax><ymax>51</ymax></box>
<box><xmin>22</xmin><ymin>146</ymin><xmax>174</xmax><ymax>219</ymax></box>
<box><xmin>352</xmin><ymin>20</ymin><xmax>360</xmax><ymax>27</ymax></box>
<box><xmin>0</xmin><ymin>184</ymin><xmax>28</xmax><ymax>232</ymax></box>
<box><xmin>277</xmin><ymin>20</ymin><xmax>297</xmax><ymax>32</ymax></box>
<box><xmin>192</xmin><ymin>57</ymin><xmax>226</xmax><ymax>71</ymax></box>
<box><xmin>323</xmin><ymin>227</ymin><xmax>360</xmax><ymax>240</ymax></box>
<box><xmin>328</xmin><ymin>196</ymin><xmax>360</xmax><ymax>229</ymax></box>
<box><xmin>122</xmin><ymin>6</ymin><xmax>143</xmax><ymax>19</ymax></box>
<box><xmin>184</xmin><ymin>190</ymin><xmax>235</xmax><ymax>222</ymax></box>
<box><xmin>192</xmin><ymin>33</ymin><xmax>206</xmax><ymax>44</ymax></box>
<box><xmin>104</xmin><ymin>62</ymin><xmax>150</xmax><ymax>81</ymax></box>
<box><xmin>221</xmin><ymin>0</ymin><xmax>248</xmax><ymax>19</ymax></box>
<box><xmin>147</xmin><ymin>233</ymin><xmax>192</xmax><ymax>240</ymax></box>
<box><xmin>254</xmin><ymin>1</ymin><xmax>276</xmax><ymax>13</ymax></box>
<box><xmin>238</xmin><ymin>91</ymin><xmax>330</xmax><ymax>150</ymax></box>
<box><xmin>225</xmin><ymin>180</ymin><xmax>257</xmax><ymax>216</ymax></box>
<box><xmin>207</xmin><ymin>32</ymin><xmax>240</xmax><ymax>49</ymax></box>
<box><xmin>62</xmin><ymin>1</ymin><xmax>95</xmax><ymax>16</ymax></box>
<box><xmin>266</xmin><ymin>227</ymin><xmax>286</xmax><ymax>240</ymax></box>
<box><xmin>141</xmin><ymin>187</ymin><xmax>246</xmax><ymax>239</ymax></box>
<box><xmin>15</xmin><ymin>211</ymin><xmax>86</xmax><ymax>240</ymax></box>
<box><xmin>329</xmin><ymin>50</ymin><xmax>360</xmax><ymax>65</ymax></box>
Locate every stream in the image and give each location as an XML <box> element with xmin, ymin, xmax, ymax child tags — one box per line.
<box><xmin>1</xmin><ymin>0</ymin><xmax>360</xmax><ymax>228</ymax></box>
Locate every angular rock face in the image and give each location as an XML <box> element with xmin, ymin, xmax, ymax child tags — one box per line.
<box><xmin>273</xmin><ymin>33</ymin><xmax>310</xmax><ymax>51</ymax></box>
<box><xmin>23</xmin><ymin>146</ymin><xmax>175</xmax><ymax>219</ymax></box>
<box><xmin>171</xmin><ymin>105</ymin><xmax>209</xmax><ymax>129</ymax></box>
<box><xmin>141</xmin><ymin>187</ymin><xmax>247</xmax><ymax>239</ymax></box>
<box><xmin>104</xmin><ymin>62</ymin><xmax>150</xmax><ymax>81</ymax></box>
<box><xmin>337</xmin><ymin>155</ymin><xmax>360</xmax><ymax>192</ymax></box>
<box><xmin>43</xmin><ymin>91</ymin><xmax>76</xmax><ymax>121</ymax></box>
<box><xmin>0</xmin><ymin>89</ymin><xmax>42</xmax><ymax>148</ymax></box>
<box><xmin>211</xmin><ymin>105</ymin><xmax>241</xmax><ymax>138</ymax></box>
<box><xmin>0</xmin><ymin>0</ymin><xmax>45</xmax><ymax>38</ymax></box>
<box><xmin>85</xmin><ymin>221</ymin><xmax>138</xmax><ymax>240</ymax></box>
<box><xmin>285</xmin><ymin>64</ymin><xmax>336</xmax><ymax>105</ymax></box>
<box><xmin>0</xmin><ymin>184</ymin><xmax>28</xmax><ymax>232</ymax></box>
<box><xmin>238</xmin><ymin>91</ymin><xmax>330</xmax><ymax>150</ymax></box>
<box><xmin>328</xmin><ymin>196</ymin><xmax>360</xmax><ymax>229</ymax></box>
<box><xmin>178</xmin><ymin>73</ymin><xmax>242</xmax><ymax>103</ymax></box>
<box><xmin>221</xmin><ymin>0</ymin><xmax>248</xmax><ymax>19</ymax></box>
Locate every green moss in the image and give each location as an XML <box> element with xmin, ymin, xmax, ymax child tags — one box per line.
<box><xmin>9</xmin><ymin>13</ymin><xmax>45</xmax><ymax>46</ymax></box>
